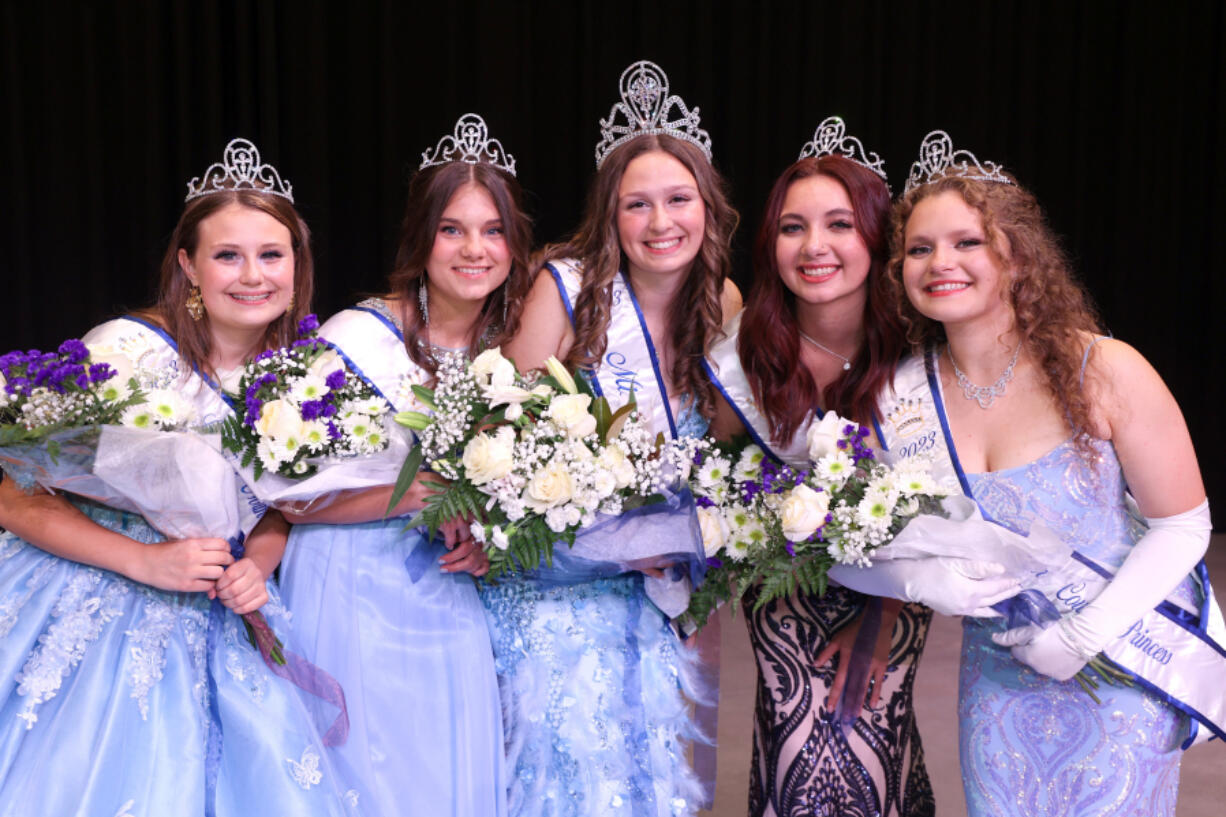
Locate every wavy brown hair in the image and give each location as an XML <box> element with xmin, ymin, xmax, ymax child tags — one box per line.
<box><xmin>142</xmin><ymin>189</ymin><xmax>314</xmax><ymax>378</ymax></box>
<box><xmin>740</xmin><ymin>156</ymin><xmax>904</xmax><ymax>440</ymax></box>
<box><xmin>388</xmin><ymin>161</ymin><xmax>534</xmax><ymax>374</ymax></box>
<box><xmin>541</xmin><ymin>134</ymin><xmax>738</xmax><ymax>418</ymax></box>
<box><xmin>888</xmin><ymin>172</ymin><xmax>1103</xmax><ymax>447</ymax></box>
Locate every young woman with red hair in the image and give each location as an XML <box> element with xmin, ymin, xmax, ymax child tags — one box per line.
<box><xmin>705</xmin><ymin>123</ymin><xmax>935</xmax><ymax>817</ymax></box>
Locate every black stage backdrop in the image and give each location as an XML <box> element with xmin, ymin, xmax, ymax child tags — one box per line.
<box><xmin>2</xmin><ymin>0</ymin><xmax>1223</xmax><ymax>520</ymax></box>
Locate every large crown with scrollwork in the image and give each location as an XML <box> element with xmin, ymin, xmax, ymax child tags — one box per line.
<box><xmin>594</xmin><ymin>60</ymin><xmax>713</xmax><ymax>169</ymax></box>
<box><xmin>798</xmin><ymin>116</ymin><xmax>889</xmax><ymax>186</ymax></box>
<box><xmin>185</xmin><ymin>138</ymin><xmax>294</xmax><ymax>203</ymax></box>
<box><xmin>903</xmin><ymin>130</ymin><xmax>1014</xmax><ymax>193</ymax></box>
<box><xmin>419</xmin><ymin>113</ymin><xmax>517</xmax><ymax>177</ymax></box>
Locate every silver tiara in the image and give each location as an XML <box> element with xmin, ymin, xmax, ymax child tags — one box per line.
<box><xmin>420</xmin><ymin>113</ymin><xmax>517</xmax><ymax>177</ymax></box>
<box><xmin>904</xmin><ymin>130</ymin><xmax>1014</xmax><ymax>193</ymax></box>
<box><xmin>798</xmin><ymin>116</ymin><xmax>888</xmax><ymax>186</ymax></box>
<box><xmin>185</xmin><ymin>138</ymin><xmax>294</xmax><ymax>203</ymax></box>
<box><xmin>594</xmin><ymin>60</ymin><xmax>712</xmax><ymax>169</ymax></box>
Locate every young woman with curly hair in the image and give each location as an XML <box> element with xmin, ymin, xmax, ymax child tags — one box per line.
<box><xmin>279</xmin><ymin>115</ymin><xmax>534</xmax><ymax>817</ymax></box>
<box><xmin>704</xmin><ymin>133</ymin><xmax>935</xmax><ymax>816</ymax></box>
<box><xmin>490</xmin><ymin>62</ymin><xmax>740</xmax><ymax>817</ymax></box>
<box><xmin>883</xmin><ymin>135</ymin><xmax>1214</xmax><ymax>817</ymax></box>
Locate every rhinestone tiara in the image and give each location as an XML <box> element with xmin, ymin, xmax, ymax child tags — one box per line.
<box><xmin>420</xmin><ymin>113</ymin><xmax>517</xmax><ymax>177</ymax></box>
<box><xmin>594</xmin><ymin>60</ymin><xmax>712</xmax><ymax>169</ymax></box>
<box><xmin>798</xmin><ymin>116</ymin><xmax>888</xmax><ymax>186</ymax></box>
<box><xmin>904</xmin><ymin>130</ymin><xmax>1014</xmax><ymax>193</ymax></box>
<box><xmin>184</xmin><ymin>138</ymin><xmax>294</xmax><ymax>203</ymax></box>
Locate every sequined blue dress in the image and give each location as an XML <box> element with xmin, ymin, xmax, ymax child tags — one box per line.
<box><xmin>960</xmin><ymin>439</ymin><xmax>1188</xmax><ymax>816</ymax></box>
<box><xmin>279</xmin><ymin>301</ymin><xmax>506</xmax><ymax>817</ymax></box>
<box><xmin>478</xmin><ymin>405</ymin><xmax>708</xmax><ymax>817</ymax></box>
<box><xmin>0</xmin><ymin>318</ymin><xmax>357</xmax><ymax>817</ymax></box>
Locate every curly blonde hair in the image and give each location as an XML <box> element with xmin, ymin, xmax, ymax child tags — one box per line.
<box><xmin>888</xmin><ymin>173</ymin><xmax>1103</xmax><ymax>448</ymax></box>
<box><xmin>540</xmin><ymin>134</ymin><xmax>738</xmax><ymax>418</ymax></box>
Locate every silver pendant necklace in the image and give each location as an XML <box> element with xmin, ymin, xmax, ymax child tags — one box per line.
<box><xmin>798</xmin><ymin>330</ymin><xmax>852</xmax><ymax>371</ymax></box>
<box><xmin>948</xmin><ymin>342</ymin><xmax>1021</xmax><ymax>409</ymax></box>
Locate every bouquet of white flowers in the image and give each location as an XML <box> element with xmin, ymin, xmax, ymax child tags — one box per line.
<box><xmin>220</xmin><ymin>315</ymin><xmax>400</xmax><ymax>492</ymax></box>
<box><xmin>391</xmin><ymin>349</ymin><xmax>705</xmax><ymax>580</ymax></box>
<box><xmin>683</xmin><ymin>414</ymin><xmax>948</xmax><ymax>631</ymax></box>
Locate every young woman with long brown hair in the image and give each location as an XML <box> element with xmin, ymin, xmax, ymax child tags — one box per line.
<box><xmin>279</xmin><ymin>114</ymin><xmax>534</xmax><ymax>817</ymax></box>
<box><xmin>488</xmin><ymin>61</ymin><xmax>740</xmax><ymax>817</ymax></box>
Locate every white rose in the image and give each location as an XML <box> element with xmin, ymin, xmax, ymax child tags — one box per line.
<box><xmin>469</xmin><ymin>347</ymin><xmax>506</xmax><ymax>384</ymax></box>
<box><xmin>697</xmin><ymin>506</ymin><xmax>730</xmax><ymax>557</ymax></box>
<box><xmin>305</xmin><ymin>348</ymin><xmax>342</xmax><ymax>380</ymax></box>
<box><xmin>256</xmin><ymin>398</ymin><xmax>308</xmax><ymax>442</ymax></box>
<box><xmin>806</xmin><ymin>411</ymin><xmax>849</xmax><ymax>462</ymax></box>
<box><xmin>546</xmin><ymin>394</ymin><xmax>597</xmax><ymax>439</ymax></box>
<box><xmin>461</xmin><ymin>427</ymin><xmax>515</xmax><ymax>485</ymax></box>
<box><xmin>523</xmin><ymin>459</ymin><xmax>574</xmax><ymax>511</ymax></box>
<box><xmin>780</xmin><ymin>484</ymin><xmax>830</xmax><ymax>543</ymax></box>
<box><xmin>596</xmin><ymin>445</ymin><xmax>635</xmax><ymax>489</ymax></box>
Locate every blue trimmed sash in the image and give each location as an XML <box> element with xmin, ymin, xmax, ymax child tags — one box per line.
<box><xmin>878</xmin><ymin>349</ymin><xmax>1226</xmax><ymax>746</ymax></box>
<box><xmin>317</xmin><ymin>303</ymin><xmax>430</xmax><ymax>413</ymax></box>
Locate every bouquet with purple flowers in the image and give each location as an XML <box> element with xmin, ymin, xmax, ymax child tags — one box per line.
<box><xmin>682</xmin><ymin>415</ymin><xmax>948</xmax><ymax>631</ymax></box>
<box><xmin>220</xmin><ymin>315</ymin><xmax>409</xmax><ymax>510</ymax></box>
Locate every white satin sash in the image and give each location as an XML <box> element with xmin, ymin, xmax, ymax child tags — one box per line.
<box><xmin>317</xmin><ymin>302</ymin><xmax>430</xmax><ymax>414</ymax></box>
<box><xmin>547</xmin><ymin>261</ymin><xmax>677</xmax><ymax>439</ymax></box>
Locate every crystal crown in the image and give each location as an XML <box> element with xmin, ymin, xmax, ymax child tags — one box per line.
<box><xmin>185</xmin><ymin>138</ymin><xmax>294</xmax><ymax>203</ymax></box>
<box><xmin>594</xmin><ymin>60</ymin><xmax>712</xmax><ymax>169</ymax></box>
<box><xmin>420</xmin><ymin>113</ymin><xmax>517</xmax><ymax>176</ymax></box>
<box><xmin>904</xmin><ymin>130</ymin><xmax>1014</xmax><ymax>193</ymax></box>
<box><xmin>798</xmin><ymin>116</ymin><xmax>888</xmax><ymax>186</ymax></box>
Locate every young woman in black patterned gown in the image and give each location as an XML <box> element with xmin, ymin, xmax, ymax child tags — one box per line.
<box><xmin>706</xmin><ymin>122</ymin><xmax>934</xmax><ymax>817</ymax></box>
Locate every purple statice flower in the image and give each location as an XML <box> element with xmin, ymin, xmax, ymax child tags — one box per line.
<box><xmin>858</xmin><ymin>426</ymin><xmax>870</xmax><ymax>438</ymax></box>
<box><xmin>706</xmin><ymin>557</ymin><xmax>724</xmax><ymax>569</ymax></box>
<box><xmin>291</xmin><ymin>338</ymin><xmax>316</xmax><ymax>350</ymax></box>
<box><xmin>88</xmin><ymin>362</ymin><xmax>115</xmax><ymax>383</ymax></box>
<box><xmin>297</xmin><ymin>314</ymin><xmax>320</xmax><ymax>336</ymax></box>
<box><xmin>74</xmin><ymin>373</ymin><xmax>90</xmax><ymax>389</ymax></box>
<box><xmin>57</xmin><ymin>339</ymin><xmax>89</xmax><ymax>364</ymax></box>
<box><xmin>255</xmin><ymin>348</ymin><xmax>279</xmax><ymax>362</ymax></box>
<box><xmin>321</xmin><ymin>402</ymin><xmax>338</xmax><ymax>418</ymax></box>
<box><xmin>300</xmin><ymin>400</ymin><xmax>325</xmax><ymax>421</ymax></box>
<box><xmin>836</xmin><ymin>438</ymin><xmax>848</xmax><ymax>449</ymax></box>
<box><xmin>842</xmin><ymin>423</ymin><xmax>856</xmax><ymax>436</ymax></box>
<box><xmin>7</xmin><ymin>376</ymin><xmax>29</xmax><ymax>396</ymax></box>
<box><xmin>694</xmin><ymin>495</ymin><xmax>715</xmax><ymax>508</ymax></box>
<box><xmin>325</xmin><ymin>368</ymin><xmax>346</xmax><ymax>391</ymax></box>
<box><xmin>784</xmin><ymin>540</ymin><xmax>795</xmax><ymax>557</ymax></box>
<box><xmin>326</xmin><ymin>420</ymin><xmax>342</xmax><ymax>440</ymax></box>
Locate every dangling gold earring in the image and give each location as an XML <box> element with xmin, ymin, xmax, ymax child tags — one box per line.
<box><xmin>285</xmin><ymin>291</ymin><xmax>295</xmax><ymax>315</ymax></box>
<box><xmin>185</xmin><ymin>285</ymin><xmax>204</xmax><ymax>321</ymax></box>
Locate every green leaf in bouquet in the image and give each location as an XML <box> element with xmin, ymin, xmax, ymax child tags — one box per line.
<box><xmin>385</xmin><ymin>443</ymin><xmax>425</xmax><ymax>518</ymax></box>
<box><xmin>603</xmin><ymin>394</ymin><xmax>637</xmax><ymax>443</ymax></box>
<box><xmin>592</xmin><ymin>396</ymin><xmax>613</xmax><ymax>440</ymax></box>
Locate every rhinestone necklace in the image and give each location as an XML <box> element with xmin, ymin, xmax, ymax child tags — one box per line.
<box><xmin>947</xmin><ymin>342</ymin><xmax>1021</xmax><ymax>409</ymax></box>
<box><xmin>798</xmin><ymin>330</ymin><xmax>852</xmax><ymax>371</ymax></box>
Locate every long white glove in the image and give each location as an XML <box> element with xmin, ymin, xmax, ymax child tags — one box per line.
<box><xmin>995</xmin><ymin>498</ymin><xmax>1211</xmax><ymax>681</ymax></box>
<box><xmin>828</xmin><ymin>557</ymin><xmax>1021</xmax><ymax>617</ymax></box>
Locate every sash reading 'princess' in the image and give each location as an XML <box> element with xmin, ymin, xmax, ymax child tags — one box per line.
<box><xmin>878</xmin><ymin>350</ymin><xmax>1226</xmax><ymax>747</ymax></box>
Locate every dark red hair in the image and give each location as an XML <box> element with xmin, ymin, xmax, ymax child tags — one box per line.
<box><xmin>738</xmin><ymin>155</ymin><xmax>904</xmax><ymax>441</ymax></box>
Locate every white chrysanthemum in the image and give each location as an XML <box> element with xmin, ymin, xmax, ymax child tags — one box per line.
<box><xmin>342</xmin><ymin>413</ymin><xmax>373</xmax><ymax>439</ymax></box>
<box><xmin>120</xmin><ymin>404</ymin><xmax>156</xmax><ymax>429</ymax></box>
<box><xmin>815</xmin><ymin>451</ymin><xmax>854</xmax><ymax>484</ymax></box>
<box><xmin>894</xmin><ymin>468</ymin><xmax>937</xmax><ymax>496</ymax></box>
<box><xmin>97</xmin><ymin>379</ymin><xmax>131</xmax><ymax>403</ymax></box>
<box><xmin>289</xmin><ymin>374</ymin><xmax>330</xmax><ymax>404</ymax></box>
<box><xmin>856</xmin><ymin>493</ymin><xmax>896</xmax><ymax>530</ymax></box>
<box><xmin>725</xmin><ymin>504</ymin><xmax>753</xmax><ymax>532</ymax></box>
<box><xmin>726</xmin><ymin>537</ymin><xmax>752</xmax><ymax>562</ymax></box>
<box><xmin>733</xmin><ymin>445</ymin><xmax>765</xmax><ymax>481</ymax></box>
<box><xmin>356</xmin><ymin>397</ymin><xmax>389</xmax><ymax>416</ymax></box>
<box><xmin>696</xmin><ymin>456</ymin><xmax>732</xmax><ymax>489</ymax></box>
<box><xmin>257</xmin><ymin>439</ymin><xmax>284</xmax><ymax>472</ymax></box>
<box><xmin>146</xmin><ymin>389</ymin><xmax>194</xmax><ymax>428</ymax></box>
<box><xmin>301</xmin><ymin>421</ymin><xmax>330</xmax><ymax>451</ymax></box>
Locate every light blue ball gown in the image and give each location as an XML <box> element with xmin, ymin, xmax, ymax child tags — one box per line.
<box><xmin>0</xmin><ymin>318</ymin><xmax>358</xmax><ymax>817</ymax></box>
<box><xmin>279</xmin><ymin>300</ymin><xmax>506</xmax><ymax>817</ymax></box>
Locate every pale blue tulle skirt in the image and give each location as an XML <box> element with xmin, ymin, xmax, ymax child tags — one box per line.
<box><xmin>0</xmin><ymin>501</ymin><xmax>357</xmax><ymax>817</ymax></box>
<box><xmin>280</xmin><ymin>519</ymin><xmax>506</xmax><ymax>817</ymax></box>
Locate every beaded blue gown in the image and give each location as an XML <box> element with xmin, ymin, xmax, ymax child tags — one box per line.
<box><xmin>0</xmin><ymin>318</ymin><xmax>357</xmax><ymax>817</ymax></box>
<box><xmin>478</xmin><ymin>405</ymin><xmax>708</xmax><ymax>817</ymax></box>
<box><xmin>278</xmin><ymin>301</ymin><xmax>506</xmax><ymax>817</ymax></box>
<box><xmin>960</xmin><ymin>438</ymin><xmax>1188</xmax><ymax>816</ymax></box>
